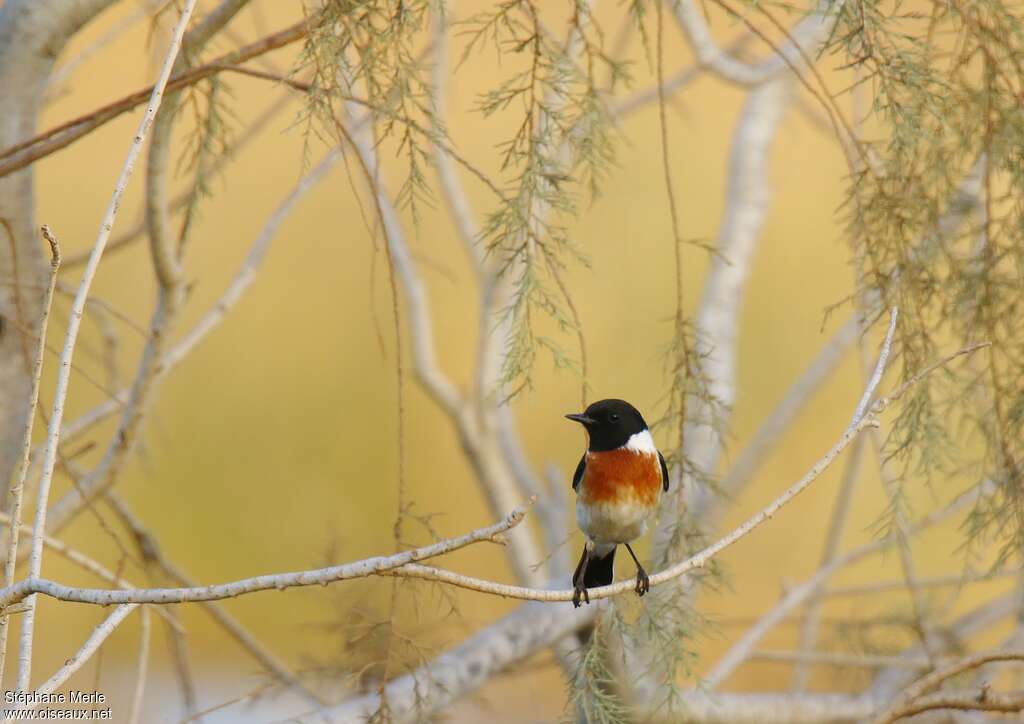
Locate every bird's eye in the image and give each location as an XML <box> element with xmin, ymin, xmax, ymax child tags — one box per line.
<box><xmin>609</xmin><ymin>413</ymin><xmax>620</xmax><ymax>422</ymax></box>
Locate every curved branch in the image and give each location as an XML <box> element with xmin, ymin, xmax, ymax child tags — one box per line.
<box><xmin>0</xmin><ymin>411</ymin><xmax>874</xmax><ymax>609</ymax></box>
<box><xmin>0</xmin><ymin>503</ymin><xmax>532</xmax><ymax>609</ymax></box>
<box><xmin>15</xmin><ymin>0</ymin><xmax>199</xmax><ymax>691</ymax></box>
<box><xmin>670</xmin><ymin>0</ymin><xmax>842</xmax><ymax>87</ymax></box>
<box><xmin>871</xmin><ymin>650</ymin><xmax>1024</xmax><ymax>724</ymax></box>
<box><xmin>33</xmin><ymin>148</ymin><xmax>343</xmax><ymax>536</ymax></box>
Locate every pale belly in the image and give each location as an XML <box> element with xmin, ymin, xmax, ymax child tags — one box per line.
<box><xmin>577</xmin><ymin>496</ymin><xmax>657</xmax><ymax>545</ymax></box>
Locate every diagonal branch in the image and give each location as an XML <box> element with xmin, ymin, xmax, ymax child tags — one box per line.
<box><xmin>38</xmin><ymin>139</ymin><xmax>343</xmax><ymax>540</ymax></box>
<box><xmin>0</xmin><ymin>17</ymin><xmax>314</xmax><ymax>179</ymax></box>
<box><xmin>15</xmin><ymin>0</ymin><xmax>199</xmax><ymax>691</ymax></box>
<box><xmin>871</xmin><ymin>649</ymin><xmax>1024</xmax><ymax>724</ymax></box>
<box><xmin>4</xmin><ymin>604</ymin><xmax>138</xmax><ymax>719</ymax></box>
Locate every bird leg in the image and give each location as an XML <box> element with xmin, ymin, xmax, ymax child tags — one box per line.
<box><xmin>624</xmin><ymin>543</ymin><xmax>650</xmax><ymax>597</ymax></box>
<box><xmin>572</xmin><ymin>547</ymin><xmax>591</xmax><ymax>608</ymax></box>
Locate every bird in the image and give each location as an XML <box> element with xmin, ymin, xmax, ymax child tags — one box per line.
<box><xmin>565</xmin><ymin>398</ymin><xmax>669</xmax><ymax>608</ymax></box>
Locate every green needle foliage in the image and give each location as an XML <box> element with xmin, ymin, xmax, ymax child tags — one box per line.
<box><xmin>826</xmin><ymin>0</ymin><xmax>1024</xmax><ymax>563</ymax></box>
<box><xmin>278</xmin><ymin>0</ymin><xmax>1022</xmax><ymax>715</ymax></box>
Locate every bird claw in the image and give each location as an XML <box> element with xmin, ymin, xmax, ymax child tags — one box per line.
<box><xmin>634</xmin><ymin>568</ymin><xmax>650</xmax><ymax>597</ymax></box>
<box><xmin>572</xmin><ymin>581</ymin><xmax>590</xmax><ymax>608</ymax></box>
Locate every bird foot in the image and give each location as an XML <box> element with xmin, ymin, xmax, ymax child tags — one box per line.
<box><xmin>572</xmin><ymin>580</ymin><xmax>590</xmax><ymax>608</ymax></box>
<box><xmin>634</xmin><ymin>568</ymin><xmax>650</xmax><ymax>597</ymax></box>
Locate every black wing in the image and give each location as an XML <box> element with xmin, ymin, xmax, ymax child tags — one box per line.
<box><xmin>658</xmin><ymin>451</ymin><xmax>670</xmax><ymax>492</ymax></box>
<box><xmin>572</xmin><ymin>454</ymin><xmax>586</xmax><ymax>492</ymax></box>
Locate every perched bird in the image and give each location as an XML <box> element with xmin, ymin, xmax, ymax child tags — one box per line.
<box><xmin>566</xmin><ymin>399</ymin><xmax>669</xmax><ymax>608</ymax></box>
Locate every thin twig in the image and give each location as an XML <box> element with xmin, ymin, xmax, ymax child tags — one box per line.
<box><xmin>0</xmin><ymin>227</ymin><xmax>59</xmax><ymax>691</ymax></box>
<box><xmin>850</xmin><ymin>307</ymin><xmax>898</xmax><ymax>429</ymax></box>
<box><xmin>0</xmin><ymin>340</ymin><xmax>987</xmax><ymax>611</ymax></box>
<box><xmin>794</xmin><ymin>313</ymin><xmax>896</xmax><ymax>690</ymax></box>
<box><xmin>792</xmin><ymin>431</ymin><xmax>867</xmax><ymax>690</ymax></box>
<box><xmin>704</xmin><ymin>477</ymin><xmax>997</xmax><ymax>689</ymax></box>
<box><xmin>105</xmin><ymin>494</ymin><xmax>327</xmax><ymax>709</ymax></box>
<box><xmin>127</xmin><ymin>605</ymin><xmax>151</xmax><ymax>724</ymax></box>
<box><xmin>0</xmin><ymin>16</ymin><xmax>314</xmax><ymax>179</ymax></box>
<box><xmin>15</xmin><ymin>0</ymin><xmax>199</xmax><ymax>691</ymax></box>
<box><xmin>40</xmin><ymin>150</ymin><xmax>343</xmax><ymax>539</ymax></box>
<box><xmin>756</xmin><ymin>649</ymin><xmax>934</xmax><ymax>670</ymax></box>
<box><xmin>60</xmin><ymin>88</ymin><xmax>299</xmax><ymax>271</ymax></box>
<box><xmin>6</xmin><ymin>604</ymin><xmax>138</xmax><ymax>717</ymax></box>
<box><xmin>876</xmin><ymin>688</ymin><xmax>1024</xmax><ymax>721</ymax></box>
<box><xmin>872</xmin><ymin>650</ymin><xmax>1024</xmax><ymax>724</ymax></box>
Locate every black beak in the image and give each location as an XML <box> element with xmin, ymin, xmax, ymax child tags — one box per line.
<box><xmin>565</xmin><ymin>413</ymin><xmax>595</xmax><ymax>425</ymax></box>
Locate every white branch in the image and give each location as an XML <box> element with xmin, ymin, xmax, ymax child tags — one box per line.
<box><xmin>668</xmin><ymin>76</ymin><xmax>792</xmax><ymax>527</ymax></box>
<box><xmin>5</xmin><ymin>604</ymin><xmax>138</xmax><ymax>719</ymax></box>
<box><xmin>16</xmin><ymin>0</ymin><xmax>199</xmax><ymax>691</ymax></box>
<box><xmin>670</xmin><ymin>0</ymin><xmax>842</xmax><ymax>87</ymax></box>
<box><xmin>127</xmin><ymin>605</ymin><xmax>151</xmax><ymax>724</ymax></box>
<box><xmin>871</xmin><ymin>650</ymin><xmax>1024</xmax><ymax>724</ymax></box>
<box><xmin>717</xmin><ymin>315</ymin><xmax>859</xmax><ymax>504</ymax></box>
<box><xmin>850</xmin><ymin>307</ymin><xmax>898</xmax><ymax>428</ymax></box>
<box><xmin>0</xmin><ymin>228</ymin><xmax>58</xmax><ymax>689</ymax></box>
<box><xmin>39</xmin><ymin>148</ymin><xmax>342</xmax><ymax>538</ymax></box>
<box><xmin>384</xmin><ymin>415</ymin><xmax>876</xmax><ymax>602</ymax></box>
<box><xmin>330</xmin><ymin>480</ymin><xmax>996</xmax><ymax>722</ymax></box>
<box><xmin>0</xmin><ymin>503</ymin><xmax>531</xmax><ymax>609</ymax></box>
<box><xmin>704</xmin><ymin>478</ymin><xmax>996</xmax><ymax>688</ymax></box>
<box><xmin>0</xmin><ymin>404</ymin><xmax>871</xmax><ymax>610</ymax></box>
<box><xmin>343</xmin><ymin>107</ymin><xmax>462</xmax><ymax>415</ymax></box>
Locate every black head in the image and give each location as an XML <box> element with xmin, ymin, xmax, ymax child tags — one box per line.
<box><xmin>565</xmin><ymin>398</ymin><xmax>649</xmax><ymax>452</ymax></box>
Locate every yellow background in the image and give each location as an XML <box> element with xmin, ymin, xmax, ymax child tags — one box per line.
<box><xmin>17</xmin><ymin>1</ymin><xmax>1002</xmax><ymax>720</ymax></box>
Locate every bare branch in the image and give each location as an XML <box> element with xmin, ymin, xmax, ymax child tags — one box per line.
<box><xmin>670</xmin><ymin>0</ymin><xmax>840</xmax><ymax>87</ymax></box>
<box><xmin>0</xmin><ymin>227</ymin><xmax>58</xmax><ymax>690</ymax></box>
<box><xmin>793</xmin><ymin>310</ymin><xmax>896</xmax><ymax>689</ymax></box>
<box><xmin>792</xmin><ymin>431</ymin><xmax>867</xmax><ymax>690</ymax></box>
<box><xmin>392</xmin><ymin>416</ymin><xmax>877</xmax><ymax>601</ymax></box>
<box><xmin>718</xmin><ymin>315</ymin><xmax>860</xmax><ymax>503</ymax></box>
<box><xmin>105</xmin><ymin>494</ymin><xmax>327</xmax><ymax>709</ymax></box>
<box><xmin>60</xmin><ymin>87</ymin><xmax>299</xmax><ymax>271</ymax></box>
<box><xmin>869</xmin><ymin>584</ymin><xmax>1021</xmax><ymax>702</ymax></box>
<box><xmin>0</xmin><ymin>0</ymin><xmax>120</xmax><ymax>540</ymax></box>
<box><xmin>342</xmin><ymin>110</ymin><xmax>462</xmax><ymax>415</ymax></box>
<box><xmin>16</xmin><ymin>0</ymin><xmax>199</xmax><ymax>691</ymax></box>
<box><xmin>39</xmin><ymin>145</ymin><xmax>344</xmax><ymax>539</ymax></box>
<box><xmin>5</xmin><ymin>604</ymin><xmax>138</xmax><ymax>718</ymax></box>
<box><xmin>127</xmin><ymin>605</ymin><xmax>151</xmax><ymax>724</ymax></box>
<box><xmin>851</xmin><ymin>307</ymin><xmax>898</xmax><ymax>428</ymax></box>
<box><xmin>872</xmin><ymin>650</ymin><xmax>1024</xmax><ymax>724</ymax></box>
<box><xmin>878</xmin><ymin>688</ymin><xmax>1024</xmax><ymax>721</ymax></box>
<box><xmin>705</xmin><ymin>478</ymin><xmax>996</xmax><ymax>688</ymax></box>
<box><xmin>0</xmin><ymin>17</ymin><xmax>313</xmax><ymax>179</ymax></box>
<box><xmin>0</xmin><ymin>502</ymin><xmax>532</xmax><ymax>609</ymax></box>
<box><xmin>757</xmin><ymin>650</ymin><xmax>933</xmax><ymax>670</ymax></box>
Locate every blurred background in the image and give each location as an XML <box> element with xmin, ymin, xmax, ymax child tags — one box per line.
<box><xmin>13</xmin><ymin>0</ymin><xmax>1007</xmax><ymax>721</ymax></box>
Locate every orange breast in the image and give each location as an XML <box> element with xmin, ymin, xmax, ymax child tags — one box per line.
<box><xmin>579</xmin><ymin>449</ymin><xmax>662</xmax><ymax>505</ymax></box>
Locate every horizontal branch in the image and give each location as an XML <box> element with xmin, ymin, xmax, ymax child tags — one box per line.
<box><xmin>753</xmin><ymin>650</ymin><xmax>933</xmax><ymax>671</ymax></box>
<box><xmin>0</xmin><ymin>503</ymin><xmax>530</xmax><ymax>609</ymax></box>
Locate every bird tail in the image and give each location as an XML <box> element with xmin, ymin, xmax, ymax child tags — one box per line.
<box><xmin>583</xmin><ymin>547</ymin><xmax>616</xmax><ymax>588</ymax></box>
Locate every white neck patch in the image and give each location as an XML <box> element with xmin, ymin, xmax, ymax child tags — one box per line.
<box><xmin>624</xmin><ymin>429</ymin><xmax>657</xmax><ymax>454</ymax></box>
